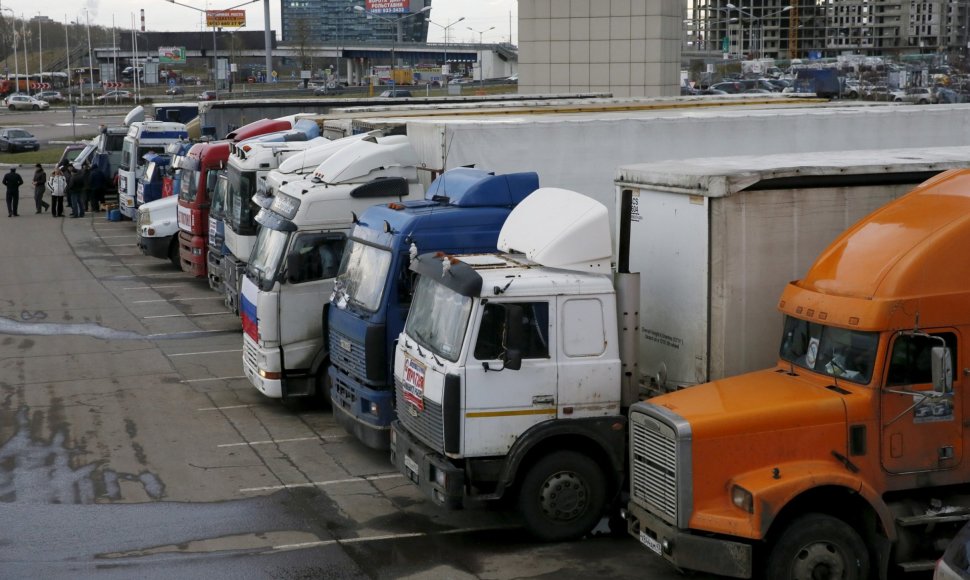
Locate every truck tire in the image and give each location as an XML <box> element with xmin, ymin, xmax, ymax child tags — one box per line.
<box><xmin>517</xmin><ymin>450</ymin><xmax>606</xmax><ymax>542</ymax></box>
<box><xmin>766</xmin><ymin>513</ymin><xmax>869</xmax><ymax>580</ymax></box>
<box><xmin>169</xmin><ymin>238</ymin><xmax>180</xmax><ymax>268</ymax></box>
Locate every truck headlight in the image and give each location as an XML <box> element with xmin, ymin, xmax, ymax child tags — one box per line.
<box><xmin>369</xmin><ymin>401</ymin><xmax>379</xmax><ymax>415</ymax></box>
<box><xmin>192</xmin><ymin>247</ymin><xmax>203</xmax><ymax>256</ymax></box>
<box><xmin>432</xmin><ymin>466</ymin><xmax>447</xmax><ymax>487</ymax></box>
<box><xmin>731</xmin><ymin>485</ymin><xmax>754</xmax><ymax>513</ymax></box>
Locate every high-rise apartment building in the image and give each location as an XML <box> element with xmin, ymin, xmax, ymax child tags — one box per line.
<box><xmin>688</xmin><ymin>0</ymin><xmax>970</xmax><ymax>61</ymax></box>
<box><xmin>281</xmin><ymin>0</ymin><xmax>432</xmax><ymax>44</ymax></box>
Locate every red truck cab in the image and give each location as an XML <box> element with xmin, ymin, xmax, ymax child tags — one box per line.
<box><xmin>178</xmin><ymin>141</ymin><xmax>230</xmax><ymax>276</ymax></box>
<box><xmin>177</xmin><ymin>118</ymin><xmax>295</xmax><ymax>277</ymax></box>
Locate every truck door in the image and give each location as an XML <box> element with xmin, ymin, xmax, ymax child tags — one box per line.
<box><xmin>880</xmin><ymin>330</ymin><xmax>962</xmax><ymax>473</ymax></box>
<box><xmin>278</xmin><ymin>232</ymin><xmax>346</xmax><ymax>373</ymax></box>
<box><xmin>463</xmin><ymin>301</ymin><xmax>557</xmax><ymax>456</ymax></box>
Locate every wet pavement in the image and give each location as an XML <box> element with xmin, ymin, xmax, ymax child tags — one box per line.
<box><xmin>0</xmin><ymin>198</ymin><xmax>712</xmax><ymax>579</ymax></box>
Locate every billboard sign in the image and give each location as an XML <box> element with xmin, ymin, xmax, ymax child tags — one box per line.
<box><xmin>365</xmin><ymin>0</ymin><xmax>411</xmax><ymax>14</ymax></box>
<box><xmin>205</xmin><ymin>10</ymin><xmax>246</xmax><ymax>28</ymax></box>
<box><xmin>158</xmin><ymin>46</ymin><xmax>186</xmax><ymax>64</ymax></box>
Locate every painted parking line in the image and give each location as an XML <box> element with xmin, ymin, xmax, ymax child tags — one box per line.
<box><xmin>168</xmin><ymin>348</ymin><xmax>242</xmax><ymax>357</ymax></box>
<box><xmin>133</xmin><ymin>296</ymin><xmax>225</xmax><ymax>304</ymax></box>
<box><xmin>106</xmin><ymin>243</ymin><xmax>137</xmax><ymax>247</ymax></box>
<box><xmin>197</xmin><ymin>404</ymin><xmax>256</xmax><ymax>411</ymax></box>
<box><xmin>113</xmin><ymin>273</ymin><xmax>192</xmax><ymax>280</ymax></box>
<box><xmin>217</xmin><ymin>435</ymin><xmax>346</xmax><ymax>448</ymax></box>
<box><xmin>123</xmin><ymin>284</ymin><xmax>193</xmax><ymax>290</ymax></box>
<box><xmin>147</xmin><ymin>329</ymin><xmax>233</xmax><ymax>338</ymax></box>
<box><xmin>97</xmin><ymin>235</ymin><xmax>134</xmax><ymax>239</ymax></box>
<box><xmin>182</xmin><ymin>375</ymin><xmax>246</xmax><ymax>383</ymax></box>
<box><xmin>271</xmin><ymin>525</ymin><xmax>520</xmax><ymax>552</ymax></box>
<box><xmin>143</xmin><ymin>312</ymin><xmax>235</xmax><ymax>319</ymax></box>
<box><xmin>239</xmin><ymin>473</ymin><xmax>404</xmax><ymax>493</ymax></box>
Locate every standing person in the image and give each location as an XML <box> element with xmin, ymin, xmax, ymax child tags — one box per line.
<box><xmin>86</xmin><ymin>163</ymin><xmax>106</xmax><ymax>213</ymax></box>
<box><xmin>32</xmin><ymin>164</ymin><xmax>49</xmax><ymax>214</ymax></box>
<box><xmin>68</xmin><ymin>165</ymin><xmax>86</xmax><ymax>218</ymax></box>
<box><xmin>3</xmin><ymin>167</ymin><xmax>23</xmax><ymax>217</ymax></box>
<box><xmin>47</xmin><ymin>167</ymin><xmax>67</xmax><ymax>218</ymax></box>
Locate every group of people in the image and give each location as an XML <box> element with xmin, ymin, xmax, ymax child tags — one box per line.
<box><xmin>3</xmin><ymin>162</ymin><xmax>107</xmax><ymax>219</ymax></box>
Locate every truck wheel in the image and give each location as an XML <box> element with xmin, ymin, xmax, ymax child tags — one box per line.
<box><xmin>313</xmin><ymin>364</ymin><xmax>332</xmax><ymax>407</ymax></box>
<box><xmin>766</xmin><ymin>513</ymin><xmax>869</xmax><ymax>580</ymax></box>
<box><xmin>517</xmin><ymin>450</ymin><xmax>606</xmax><ymax>542</ymax></box>
<box><xmin>168</xmin><ymin>239</ymin><xmax>180</xmax><ymax>268</ymax></box>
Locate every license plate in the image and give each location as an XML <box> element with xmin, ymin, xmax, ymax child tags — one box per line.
<box><xmin>404</xmin><ymin>454</ymin><xmax>419</xmax><ymax>482</ymax></box>
<box><xmin>640</xmin><ymin>530</ymin><xmax>662</xmax><ymax>555</ymax></box>
<box><xmin>402</xmin><ymin>356</ymin><xmax>426</xmax><ymax>411</ymax></box>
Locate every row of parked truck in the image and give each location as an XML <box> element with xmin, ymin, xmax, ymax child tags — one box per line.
<box><xmin>92</xmin><ymin>95</ymin><xmax>970</xmax><ymax>579</ymax></box>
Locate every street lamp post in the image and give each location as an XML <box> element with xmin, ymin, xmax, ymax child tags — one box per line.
<box><xmin>353</xmin><ymin>5</ymin><xmax>431</xmax><ymax>89</ymax></box>
<box><xmin>467</xmin><ymin>25</ymin><xmax>495</xmax><ymax>88</ymax></box>
<box><xmin>2</xmin><ymin>9</ymin><xmax>17</xmax><ymax>94</ymax></box>
<box><xmin>165</xmin><ymin>0</ymin><xmax>259</xmax><ymax>97</ymax></box>
<box><xmin>426</xmin><ymin>16</ymin><xmax>464</xmax><ymax>84</ymax></box>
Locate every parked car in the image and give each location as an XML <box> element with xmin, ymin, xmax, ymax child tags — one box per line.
<box><xmin>935</xmin><ymin>520</ymin><xmax>970</xmax><ymax>579</ymax></box>
<box><xmin>710</xmin><ymin>81</ymin><xmax>744</xmax><ymax>94</ymax></box>
<box><xmin>378</xmin><ymin>89</ymin><xmax>412</xmax><ymax>97</ymax></box>
<box><xmin>0</xmin><ymin>128</ymin><xmax>40</xmax><ymax>152</ymax></box>
<box><xmin>34</xmin><ymin>90</ymin><xmax>65</xmax><ymax>103</ymax></box>
<box><xmin>901</xmin><ymin>86</ymin><xmax>937</xmax><ymax>104</ymax></box>
<box><xmin>198</xmin><ymin>90</ymin><xmax>217</xmax><ymax>101</ymax></box>
<box><xmin>165</xmin><ymin>86</ymin><xmax>185</xmax><ymax>96</ymax></box>
<box><xmin>5</xmin><ymin>95</ymin><xmax>49</xmax><ymax>111</ymax></box>
<box><xmin>96</xmin><ymin>90</ymin><xmax>134</xmax><ymax>103</ymax></box>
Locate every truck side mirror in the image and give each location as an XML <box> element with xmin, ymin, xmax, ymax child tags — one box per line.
<box><xmin>931</xmin><ymin>346</ymin><xmax>953</xmax><ymax>394</ymax></box>
<box><xmin>501</xmin><ymin>304</ymin><xmax>526</xmax><ymax>371</ymax></box>
<box><xmin>285</xmin><ymin>251</ymin><xmax>305</xmax><ymax>284</ymax></box>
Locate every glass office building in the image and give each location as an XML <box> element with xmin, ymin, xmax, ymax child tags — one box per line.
<box><xmin>282</xmin><ymin>0</ymin><xmax>432</xmax><ymax>44</ymax></box>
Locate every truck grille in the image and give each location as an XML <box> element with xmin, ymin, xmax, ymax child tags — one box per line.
<box><xmin>243</xmin><ymin>338</ymin><xmax>259</xmax><ymax>375</ymax></box>
<box><xmin>395</xmin><ymin>377</ymin><xmax>444</xmax><ymax>452</ymax></box>
<box><xmin>630</xmin><ymin>411</ymin><xmax>680</xmax><ymax>525</ymax></box>
<box><xmin>330</xmin><ymin>328</ymin><xmax>367</xmax><ymax>383</ymax></box>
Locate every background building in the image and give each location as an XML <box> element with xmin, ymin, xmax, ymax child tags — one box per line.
<box><xmin>685</xmin><ymin>0</ymin><xmax>970</xmax><ymax>63</ymax></box>
<box><xmin>281</xmin><ymin>0</ymin><xmax>432</xmax><ymax>45</ymax></box>
<box><xmin>518</xmin><ymin>0</ymin><xmax>683</xmax><ymax>97</ymax></box>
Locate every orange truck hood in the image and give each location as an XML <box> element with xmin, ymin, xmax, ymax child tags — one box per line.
<box><xmin>649</xmin><ymin>367</ymin><xmax>851</xmax><ymax>441</ymax></box>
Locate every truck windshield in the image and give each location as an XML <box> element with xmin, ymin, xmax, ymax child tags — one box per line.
<box><xmin>248</xmin><ymin>227</ymin><xmax>289</xmax><ymax>289</ymax></box>
<box><xmin>180</xmin><ymin>169</ymin><xmax>199</xmax><ymax>202</ymax></box>
<box><xmin>333</xmin><ymin>239</ymin><xmax>392</xmax><ymax>312</ymax></box>
<box><xmin>404</xmin><ymin>275</ymin><xmax>472</xmax><ymax>362</ymax></box>
<box><xmin>120</xmin><ymin>139</ymin><xmax>135</xmax><ymax>171</ymax></box>
<box><xmin>227</xmin><ymin>167</ymin><xmax>257</xmax><ymax>233</ymax></box>
<box><xmin>779</xmin><ymin>315</ymin><xmax>879</xmax><ymax>384</ymax></box>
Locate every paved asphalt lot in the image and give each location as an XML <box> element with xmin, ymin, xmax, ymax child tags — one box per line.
<box><xmin>0</xmin><ymin>199</ymin><xmax>716</xmax><ymax>579</ymax></box>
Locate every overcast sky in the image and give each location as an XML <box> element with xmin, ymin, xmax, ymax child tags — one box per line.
<box><xmin>2</xmin><ymin>1</ymin><xmax>518</xmax><ymax>44</ymax></box>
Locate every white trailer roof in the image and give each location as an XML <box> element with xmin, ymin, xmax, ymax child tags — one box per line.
<box><xmin>614</xmin><ymin>146</ymin><xmax>970</xmax><ymax>198</ymax></box>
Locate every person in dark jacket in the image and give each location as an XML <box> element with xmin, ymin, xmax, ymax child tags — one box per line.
<box><xmin>3</xmin><ymin>167</ymin><xmax>23</xmax><ymax>217</ymax></box>
<box><xmin>85</xmin><ymin>164</ymin><xmax>106</xmax><ymax>212</ymax></box>
<box><xmin>32</xmin><ymin>164</ymin><xmax>49</xmax><ymax>214</ymax></box>
<box><xmin>68</xmin><ymin>165</ymin><xmax>87</xmax><ymax>218</ymax></box>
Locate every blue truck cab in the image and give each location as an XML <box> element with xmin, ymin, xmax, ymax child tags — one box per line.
<box><xmin>207</xmin><ymin>170</ymin><xmax>230</xmax><ymax>292</ymax></box>
<box><xmin>328</xmin><ymin>168</ymin><xmax>539</xmax><ymax>450</ymax></box>
<box><xmin>136</xmin><ymin>152</ymin><xmax>172</xmax><ymax>206</ymax></box>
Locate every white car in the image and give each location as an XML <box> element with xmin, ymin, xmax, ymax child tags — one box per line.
<box><xmin>5</xmin><ymin>95</ymin><xmax>49</xmax><ymax>111</ymax></box>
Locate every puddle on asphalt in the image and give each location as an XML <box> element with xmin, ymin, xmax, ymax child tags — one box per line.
<box><xmin>0</xmin><ymin>315</ymin><xmax>237</xmax><ymax>341</ymax></box>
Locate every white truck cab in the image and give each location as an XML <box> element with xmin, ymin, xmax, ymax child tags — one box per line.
<box><xmin>241</xmin><ymin>135</ymin><xmax>425</xmax><ymax>400</ymax></box>
<box><xmin>390</xmin><ymin>188</ymin><xmax>629</xmax><ymax>541</ymax></box>
<box><xmin>118</xmin><ymin>121</ymin><xmax>188</xmax><ymax>219</ymax></box>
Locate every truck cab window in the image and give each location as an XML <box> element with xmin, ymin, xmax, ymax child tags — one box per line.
<box><xmin>474</xmin><ymin>302</ymin><xmax>549</xmax><ymax>361</ymax></box>
<box><xmin>290</xmin><ymin>234</ymin><xmax>346</xmax><ymax>283</ymax></box>
<box><xmin>886</xmin><ymin>332</ymin><xmax>957</xmax><ymax>386</ymax></box>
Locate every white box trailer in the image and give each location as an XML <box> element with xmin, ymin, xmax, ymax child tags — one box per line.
<box><xmin>370</xmin><ymin>103</ymin><xmax>970</xmax><ymax>230</ymax></box>
<box><xmin>614</xmin><ymin>146</ymin><xmax>970</xmax><ymax>391</ymax></box>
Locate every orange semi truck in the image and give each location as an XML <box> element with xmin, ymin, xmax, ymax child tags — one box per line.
<box><xmin>627</xmin><ymin>168</ymin><xmax>970</xmax><ymax>578</ymax></box>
